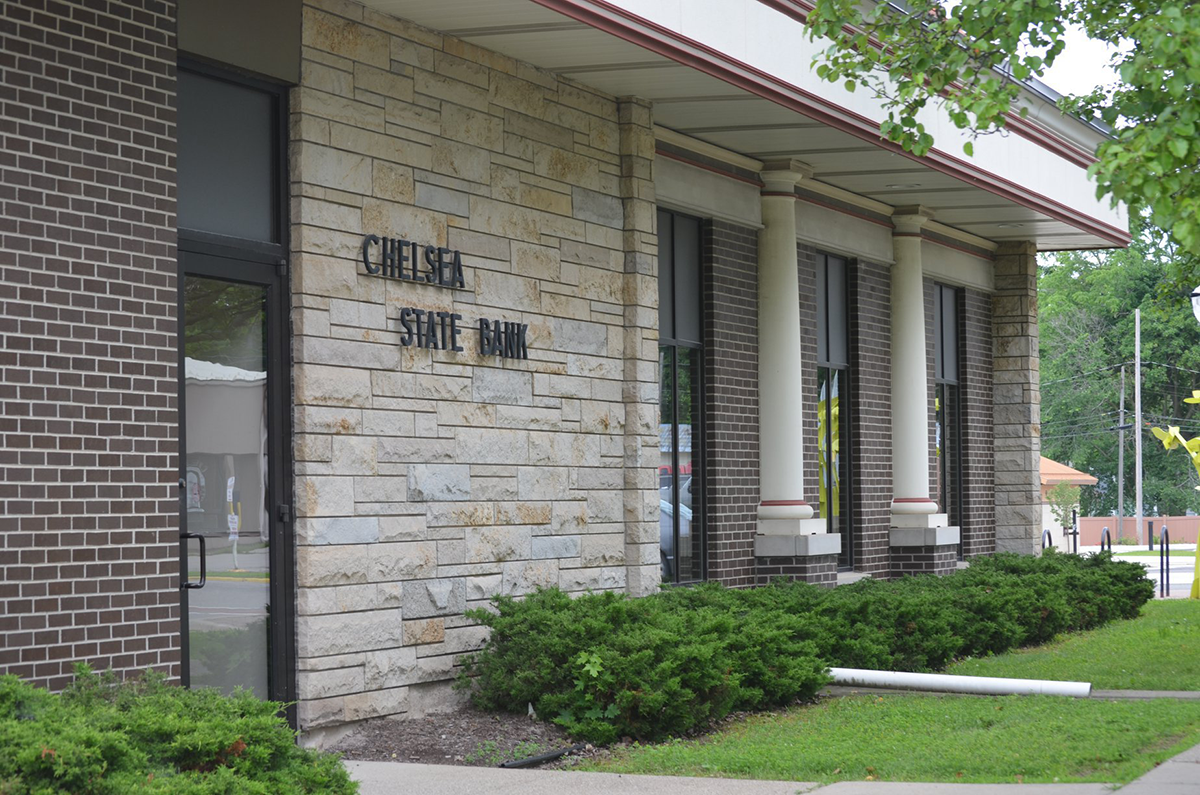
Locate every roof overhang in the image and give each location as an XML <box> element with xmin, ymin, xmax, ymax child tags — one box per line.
<box><xmin>357</xmin><ymin>0</ymin><xmax>1131</xmax><ymax>250</ymax></box>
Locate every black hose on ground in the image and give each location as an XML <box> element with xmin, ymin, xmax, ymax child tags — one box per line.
<box><xmin>499</xmin><ymin>743</ymin><xmax>588</xmax><ymax>769</ymax></box>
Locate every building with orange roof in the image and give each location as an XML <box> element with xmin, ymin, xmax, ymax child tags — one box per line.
<box><xmin>1040</xmin><ymin>456</ymin><xmax>1099</xmax><ymax>548</ymax></box>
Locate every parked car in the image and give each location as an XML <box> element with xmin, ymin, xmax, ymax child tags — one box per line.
<box><xmin>660</xmin><ymin>477</ymin><xmax>693</xmax><ymax>578</ymax></box>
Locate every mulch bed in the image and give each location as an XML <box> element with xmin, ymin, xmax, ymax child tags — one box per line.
<box><xmin>329</xmin><ymin>703</ymin><xmax>783</xmax><ymax>769</ymax></box>
<box><xmin>331</xmin><ymin>705</ymin><xmax>584</xmax><ymax>767</ymax></box>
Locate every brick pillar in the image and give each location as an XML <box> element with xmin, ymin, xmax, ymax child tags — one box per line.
<box><xmin>617</xmin><ymin>97</ymin><xmax>661</xmax><ymax>597</ymax></box>
<box><xmin>848</xmin><ymin>259</ymin><xmax>892</xmax><ymax>576</ymax></box>
<box><xmin>703</xmin><ymin>221</ymin><xmax>760</xmax><ymax>587</ymax></box>
<box><xmin>960</xmin><ymin>288</ymin><xmax>995</xmax><ymax>558</ymax></box>
<box><xmin>0</xmin><ymin>0</ymin><xmax>180</xmax><ymax>690</ymax></box>
<box><xmin>992</xmin><ymin>241</ymin><xmax>1041</xmax><ymax>554</ymax></box>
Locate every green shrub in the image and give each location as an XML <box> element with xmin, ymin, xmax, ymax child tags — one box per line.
<box><xmin>458</xmin><ymin>587</ymin><xmax>830</xmax><ymax>743</ymax></box>
<box><xmin>459</xmin><ymin>552</ymin><xmax>1153</xmax><ymax>743</ymax></box>
<box><xmin>0</xmin><ymin>666</ymin><xmax>356</xmax><ymax>795</ymax></box>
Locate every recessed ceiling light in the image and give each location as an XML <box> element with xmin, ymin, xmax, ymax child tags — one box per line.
<box><xmin>996</xmin><ymin>222</ymin><xmax>1025</xmax><ymax>228</ymax></box>
<box><xmin>885</xmin><ymin>183</ymin><xmax>922</xmax><ymax>189</ymax></box>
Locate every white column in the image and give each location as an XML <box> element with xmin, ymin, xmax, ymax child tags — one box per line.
<box><xmin>757</xmin><ymin>160</ymin><xmax>816</xmax><ymax>534</ymax></box>
<box><xmin>890</xmin><ymin>208</ymin><xmax>939</xmax><ymax>518</ymax></box>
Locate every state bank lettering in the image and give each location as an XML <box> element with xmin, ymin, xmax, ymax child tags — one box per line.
<box><xmin>361</xmin><ymin>235</ymin><xmax>529</xmax><ymax>360</ymax></box>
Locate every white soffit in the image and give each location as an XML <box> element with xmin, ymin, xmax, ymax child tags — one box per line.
<box><xmin>359</xmin><ymin>0</ymin><xmax>1126</xmax><ymax>251</ymax></box>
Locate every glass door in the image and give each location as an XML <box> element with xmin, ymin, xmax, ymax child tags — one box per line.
<box><xmin>181</xmin><ymin>274</ymin><xmax>272</xmax><ymax>697</ymax></box>
<box><xmin>176</xmin><ymin>61</ymin><xmax>292</xmax><ymax>710</ymax></box>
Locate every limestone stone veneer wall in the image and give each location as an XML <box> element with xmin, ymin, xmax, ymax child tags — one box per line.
<box><xmin>289</xmin><ymin>0</ymin><xmax>660</xmax><ymax>730</ymax></box>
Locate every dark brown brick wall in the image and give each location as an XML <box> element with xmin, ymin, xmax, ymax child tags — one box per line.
<box><xmin>848</xmin><ymin>259</ymin><xmax>891</xmax><ymax>575</ymax></box>
<box><xmin>703</xmin><ymin>220</ymin><xmax>759</xmax><ymax>587</ymax></box>
<box><xmin>0</xmin><ymin>0</ymin><xmax>179</xmax><ymax>690</ymax></box>
<box><xmin>924</xmin><ymin>277</ymin><xmax>938</xmax><ymax>501</ymax></box>
<box><xmin>755</xmin><ymin>553</ymin><xmax>838</xmax><ymax>587</ymax></box>
<box><xmin>960</xmin><ymin>287</ymin><xmax>995</xmax><ymax>557</ymax></box>
<box><xmin>891</xmin><ymin>543</ymin><xmax>958</xmax><ymax>578</ymax></box>
<box><xmin>798</xmin><ymin>244</ymin><xmax>818</xmax><ymax>510</ymax></box>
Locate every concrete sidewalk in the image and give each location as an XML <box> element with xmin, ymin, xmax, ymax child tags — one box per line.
<box><xmin>1115</xmin><ymin>740</ymin><xmax>1200</xmax><ymax>794</ymax></box>
<box><xmin>346</xmin><ymin>739</ymin><xmax>1200</xmax><ymax>794</ymax></box>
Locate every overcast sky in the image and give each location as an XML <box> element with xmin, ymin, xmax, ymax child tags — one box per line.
<box><xmin>1033</xmin><ymin>25</ymin><xmax>1122</xmax><ymax>97</ymax></box>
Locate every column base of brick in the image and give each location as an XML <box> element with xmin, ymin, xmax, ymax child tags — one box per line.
<box><xmin>756</xmin><ymin>553</ymin><xmax>839</xmax><ymax>587</ymax></box>
<box><xmin>889</xmin><ymin>525</ymin><xmax>960</xmax><ymax>578</ymax></box>
<box><xmin>751</xmin><ymin>528</ymin><xmax>840</xmax><ymax>586</ymax></box>
<box><xmin>890</xmin><ymin>543</ymin><xmax>959</xmax><ymax>578</ymax></box>
<box><xmin>754</xmin><ymin>532</ymin><xmax>840</xmax><ymax>586</ymax></box>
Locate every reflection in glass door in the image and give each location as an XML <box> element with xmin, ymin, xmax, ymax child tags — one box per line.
<box><xmin>183</xmin><ymin>276</ymin><xmax>271</xmax><ymax>697</ymax></box>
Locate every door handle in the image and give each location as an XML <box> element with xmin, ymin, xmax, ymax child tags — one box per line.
<box><xmin>182</xmin><ymin>532</ymin><xmax>206</xmax><ymax>589</ymax></box>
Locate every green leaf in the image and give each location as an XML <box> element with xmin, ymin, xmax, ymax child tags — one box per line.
<box><xmin>963</xmin><ymin>141</ymin><xmax>974</xmax><ymax>157</ymax></box>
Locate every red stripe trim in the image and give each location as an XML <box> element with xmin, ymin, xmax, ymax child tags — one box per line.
<box><xmin>655</xmin><ymin>147</ymin><xmax>763</xmax><ymax>187</ymax></box>
<box><xmin>793</xmin><ymin>192</ymin><xmax>893</xmax><ymax>229</ymax></box>
<box><xmin>757</xmin><ymin>0</ymin><xmax>1099</xmax><ymax>169</ymax></box>
<box><xmin>920</xmin><ymin>233</ymin><xmax>997</xmax><ymax>262</ymax></box>
<box><xmin>530</xmin><ymin>0</ymin><xmax>1130</xmax><ymax>247</ymax></box>
<box><xmin>1004</xmin><ymin>115</ymin><xmax>1097</xmax><ymax>169</ymax></box>
<box><xmin>658</xmin><ymin>145</ymin><xmax>994</xmax><ymax>256</ymax></box>
<box><xmin>761</xmin><ymin>499</ymin><xmax>810</xmax><ymax>506</ymax></box>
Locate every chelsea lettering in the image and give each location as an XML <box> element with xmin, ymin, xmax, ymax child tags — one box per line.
<box><xmin>361</xmin><ymin>235</ymin><xmax>465</xmax><ymax>289</ymax></box>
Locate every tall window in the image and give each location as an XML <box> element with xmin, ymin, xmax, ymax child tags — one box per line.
<box><xmin>658</xmin><ymin>210</ymin><xmax>704</xmax><ymax>583</ymax></box>
<box><xmin>817</xmin><ymin>254</ymin><xmax>852</xmax><ymax>568</ymax></box>
<box><xmin>934</xmin><ymin>284</ymin><xmax>963</xmax><ymax>549</ymax></box>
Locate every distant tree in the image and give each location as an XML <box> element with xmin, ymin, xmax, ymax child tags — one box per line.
<box><xmin>806</xmin><ymin>0</ymin><xmax>1200</xmax><ymax>256</ymax></box>
<box><xmin>184</xmin><ymin>279</ymin><xmax>266</xmax><ymax>370</ymax></box>
<box><xmin>1046</xmin><ymin>482</ymin><xmax>1082</xmax><ymax>530</ymax></box>
<box><xmin>1039</xmin><ymin>222</ymin><xmax>1200</xmax><ymax>517</ymax></box>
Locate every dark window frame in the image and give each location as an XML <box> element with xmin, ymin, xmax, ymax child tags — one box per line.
<box><xmin>816</xmin><ymin>253</ymin><xmax>854</xmax><ymax>570</ymax></box>
<box><xmin>658</xmin><ymin>209</ymin><xmax>706</xmax><ymax>585</ymax></box>
<box><xmin>934</xmin><ymin>283</ymin><xmax>964</xmax><ymax>557</ymax></box>
<box><xmin>176</xmin><ymin>58</ymin><xmax>296</xmax><ymax>724</ymax></box>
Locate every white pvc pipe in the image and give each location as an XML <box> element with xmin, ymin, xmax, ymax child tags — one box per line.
<box><xmin>829</xmin><ymin>668</ymin><xmax>1092</xmax><ymax>698</ymax></box>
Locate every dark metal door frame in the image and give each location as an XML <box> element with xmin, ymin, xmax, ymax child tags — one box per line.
<box><xmin>659</xmin><ymin>209</ymin><xmax>707</xmax><ymax>585</ymax></box>
<box><xmin>818</xmin><ymin>253</ymin><xmax>853</xmax><ymax>571</ymax></box>
<box><xmin>177</xmin><ymin>242</ymin><xmax>295</xmax><ymax>716</ymax></box>
<box><xmin>176</xmin><ymin>58</ymin><xmax>294</xmax><ymax>721</ymax></box>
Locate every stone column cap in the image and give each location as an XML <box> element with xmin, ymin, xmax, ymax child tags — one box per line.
<box><xmin>892</xmin><ymin>205</ymin><xmax>935</xmax><ymax>234</ymax></box>
<box><xmin>760</xmin><ymin>158</ymin><xmax>814</xmax><ymax>191</ymax></box>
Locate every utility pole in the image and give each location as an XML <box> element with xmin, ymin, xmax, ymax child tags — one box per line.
<box><xmin>1118</xmin><ymin>365</ymin><xmax>1126</xmax><ymax>542</ymax></box>
<box><xmin>1135</xmin><ymin>309</ymin><xmax>1144</xmax><ymax>546</ymax></box>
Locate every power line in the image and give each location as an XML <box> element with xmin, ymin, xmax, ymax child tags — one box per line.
<box><xmin>1143</xmin><ymin>415</ymin><xmax>1200</xmax><ymax>428</ymax></box>
<box><xmin>1142</xmin><ymin>360</ymin><xmax>1200</xmax><ymax>378</ymax></box>
<box><xmin>1044</xmin><ymin>409</ymin><xmax>1123</xmax><ymax>420</ymax></box>
<box><xmin>1040</xmin><ymin>423</ymin><xmax>1125</xmax><ymax>437</ymax></box>
<box><xmin>1041</xmin><ymin>429</ymin><xmax>1124</xmax><ymax>441</ymax></box>
<box><xmin>1042</xmin><ymin>362</ymin><xmax>1130</xmax><ymax>387</ymax></box>
<box><xmin>1041</xmin><ymin>410</ymin><xmax>1122</xmax><ymax>427</ymax></box>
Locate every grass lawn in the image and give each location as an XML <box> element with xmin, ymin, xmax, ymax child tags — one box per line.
<box><xmin>584</xmin><ymin>600</ymin><xmax>1200</xmax><ymax>785</ymax></box>
<box><xmin>585</xmin><ymin>695</ymin><xmax>1200</xmax><ymax>784</ymax></box>
<box><xmin>1114</xmin><ymin>549</ymin><xmax>1197</xmax><ymax>557</ymax></box>
<box><xmin>947</xmin><ymin>600</ymin><xmax>1200</xmax><ymax>690</ymax></box>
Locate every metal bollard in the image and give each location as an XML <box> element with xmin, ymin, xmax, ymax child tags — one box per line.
<box><xmin>1160</xmin><ymin>527</ymin><xmax>1171</xmax><ymax>598</ymax></box>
